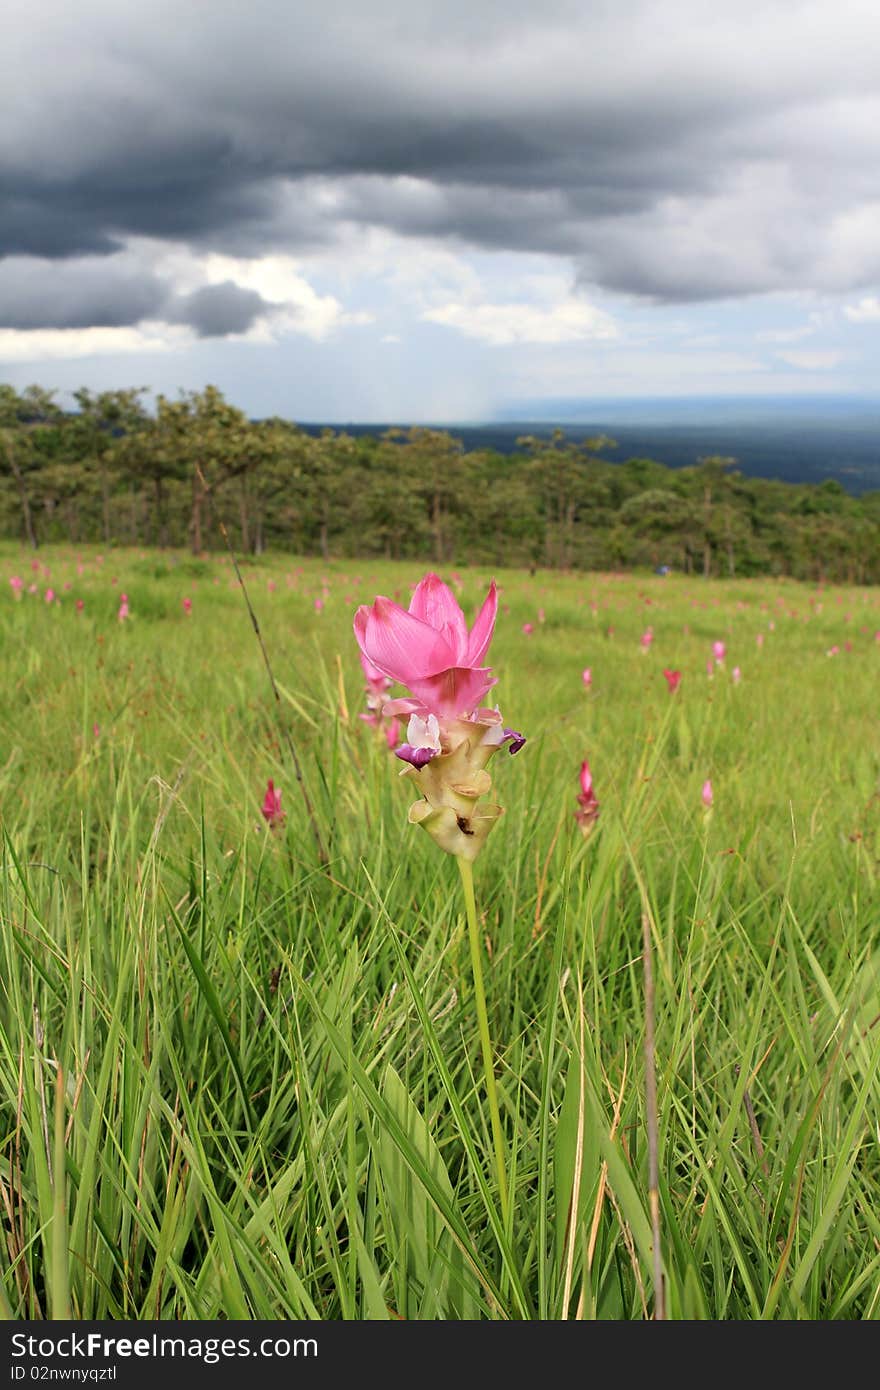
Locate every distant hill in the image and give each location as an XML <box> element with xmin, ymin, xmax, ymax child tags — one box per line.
<box><xmin>296</xmin><ymin>397</ymin><xmax>880</xmax><ymax>495</ymax></box>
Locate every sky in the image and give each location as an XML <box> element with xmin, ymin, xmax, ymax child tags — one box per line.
<box><xmin>3</xmin><ymin>0</ymin><xmax>880</xmax><ymax>422</ymax></box>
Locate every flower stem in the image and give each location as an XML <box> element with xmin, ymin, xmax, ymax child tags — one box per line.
<box><xmin>457</xmin><ymin>854</ymin><xmax>510</xmax><ymax>1229</ymax></box>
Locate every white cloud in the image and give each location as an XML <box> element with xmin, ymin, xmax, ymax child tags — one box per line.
<box><xmin>843</xmin><ymin>295</ymin><xmax>880</xmax><ymax>322</ymax></box>
<box><xmin>775</xmin><ymin>349</ymin><xmax>845</xmax><ymax>369</ymax></box>
<box><xmin>0</xmin><ymin>323</ymin><xmax>192</xmax><ymax>362</ymax></box>
<box><xmin>423</xmin><ymin>297</ymin><xmax>617</xmax><ymax>346</ymax></box>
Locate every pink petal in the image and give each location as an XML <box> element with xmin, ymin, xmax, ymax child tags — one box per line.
<box><xmin>579</xmin><ymin>760</ymin><xmax>593</xmax><ymax>799</ymax></box>
<box><xmin>407</xmin><ymin>665</ymin><xmax>497</xmax><ymax>718</ymax></box>
<box><xmin>408</xmin><ymin>573</ymin><xmax>469</xmax><ymax>663</ymax></box>
<box><xmin>465</xmin><ymin>581</ymin><xmax>498</xmax><ymax>666</ymax></box>
<box><xmin>354</xmin><ymin>597</ymin><xmax>455</xmax><ymax>684</ymax></box>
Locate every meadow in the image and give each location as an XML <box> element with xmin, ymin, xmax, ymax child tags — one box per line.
<box><xmin>1</xmin><ymin>543</ymin><xmax>879</xmax><ymax>1321</ymax></box>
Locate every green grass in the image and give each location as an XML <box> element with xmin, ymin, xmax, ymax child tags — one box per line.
<box><xmin>1</xmin><ymin>543</ymin><xmax>879</xmax><ymax>1320</ymax></box>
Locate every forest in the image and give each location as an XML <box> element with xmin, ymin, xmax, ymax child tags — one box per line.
<box><xmin>2</xmin><ymin>382</ymin><xmax>878</xmax><ymax>582</ymax></box>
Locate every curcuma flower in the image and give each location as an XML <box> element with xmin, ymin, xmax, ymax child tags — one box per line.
<box><xmin>574</xmin><ymin>759</ymin><xmax>600</xmax><ymax>836</ymax></box>
<box><xmin>261</xmin><ymin>779</ymin><xmax>285</xmax><ymax>828</ymax></box>
<box><xmin>354</xmin><ymin>572</ymin><xmax>525</xmax><ymax>861</ymax></box>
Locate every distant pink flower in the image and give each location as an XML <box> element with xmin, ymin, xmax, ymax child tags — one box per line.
<box><xmin>267</xmin><ymin>580</ymin><xmax>277</xmax><ymax>593</ymax></box>
<box><xmin>314</xmin><ymin>597</ymin><xmax>324</xmax><ymax>612</ymax></box>
<box><xmin>575</xmin><ymin>759</ymin><xmax>600</xmax><ymax>835</ymax></box>
<box><xmin>701</xmin><ymin>779</ymin><xmax>713</xmax><ymax>808</ymax></box>
<box><xmin>355</xmin><ymin>573</ymin><xmax>498</xmax><ymax>720</ymax></box>
<box><xmin>44</xmin><ymin>588</ymin><xmax>55</xmax><ymax>604</ymax></box>
<box><xmin>261</xmin><ymin>779</ymin><xmax>285</xmax><ymax>828</ymax></box>
<box><xmin>92</xmin><ymin>723</ymin><xmax>100</xmax><ymax>739</ymax></box>
<box><xmin>182</xmin><ymin>597</ymin><xmax>193</xmax><ymax>615</ymax></box>
<box><xmin>28</xmin><ymin>583</ymin><xmax>37</xmax><ymax>594</ymax></box>
<box><xmin>827</xmin><ymin>645</ymin><xmax>839</xmax><ymax>656</ymax></box>
<box><xmin>537</xmin><ymin>608</ymin><xmax>545</xmax><ymax>624</ymax></box>
<box><xmin>640</xmin><ymin>627</ymin><xmax>653</xmax><ymax>650</ymax></box>
<box><xmin>756</xmin><ymin>632</ymin><xmax>765</xmax><ymax>648</ymax></box>
<box><xmin>9</xmin><ymin>576</ymin><xmax>23</xmax><ymax>598</ymax></box>
<box><xmin>706</xmin><ymin>660</ymin><xmax>714</xmax><ymax>678</ymax></box>
<box><xmin>732</xmin><ymin>666</ymin><xmax>741</xmax><ymax>684</ymax></box>
<box><xmin>76</xmin><ymin>599</ymin><xmax>84</xmax><ymax>613</ymax></box>
<box><xmin>582</xmin><ymin>667</ymin><xmax>592</xmax><ymax>688</ymax></box>
<box><xmin>712</xmin><ymin>640</ymin><xmax>726</xmax><ymax>662</ymax></box>
<box><xmin>522</xmin><ymin>622</ymin><xmax>534</xmax><ymax>635</ymax></box>
<box><xmin>663</xmin><ymin>668</ymin><xmax>682</xmax><ymax>693</ymax></box>
<box><xmin>118</xmin><ymin>594</ymin><xmax>130</xmax><ymax>622</ymax></box>
<box><xmin>30</xmin><ymin>559</ymin><xmax>39</xmax><ymax>573</ymax></box>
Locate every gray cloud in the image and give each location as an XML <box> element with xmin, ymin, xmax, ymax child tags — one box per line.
<box><xmin>0</xmin><ymin>257</ymin><xmax>167</xmax><ymax>327</ymax></box>
<box><xmin>169</xmin><ymin>281</ymin><xmax>274</xmax><ymax>337</ymax></box>
<box><xmin>2</xmin><ymin>0</ymin><xmax>880</xmax><ymax>308</ymax></box>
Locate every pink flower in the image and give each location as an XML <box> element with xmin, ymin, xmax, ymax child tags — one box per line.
<box><xmin>712</xmin><ymin>640</ymin><xmax>726</xmax><ymax>663</ymax></box>
<box><xmin>582</xmin><ymin>667</ymin><xmax>592</xmax><ymax>688</ymax></box>
<box><xmin>522</xmin><ymin>622</ymin><xmax>534</xmax><ymax>635</ymax></box>
<box><xmin>701</xmin><ymin>779</ymin><xmax>713</xmax><ymax>808</ymax></box>
<box><xmin>261</xmin><ymin>779</ymin><xmax>285</xmax><ymax>828</ymax></box>
<box><xmin>118</xmin><ymin>594</ymin><xmax>130</xmax><ymax>622</ymax></box>
<box><xmin>354</xmin><ymin>572</ymin><xmax>498</xmax><ymax>719</ymax></box>
<box><xmin>640</xmin><ymin>627</ymin><xmax>653</xmax><ymax>650</ymax></box>
<box><xmin>92</xmin><ymin>722</ymin><xmax>100</xmax><ymax>739</ymax></box>
<box><xmin>827</xmin><ymin>645</ymin><xmax>839</xmax><ymax>657</ymax></box>
<box><xmin>537</xmin><ymin>608</ymin><xmax>545</xmax><ymax>624</ymax></box>
<box><xmin>756</xmin><ymin>632</ymin><xmax>765</xmax><ymax>648</ymax></box>
<box><xmin>182</xmin><ymin>597</ymin><xmax>193</xmax><ymax>615</ymax></box>
<box><xmin>663</xmin><ymin>668</ymin><xmax>682</xmax><ymax>693</ymax></box>
<box><xmin>575</xmin><ymin>759</ymin><xmax>600</xmax><ymax>835</ymax></box>
<box><xmin>44</xmin><ymin>588</ymin><xmax>55</xmax><ymax>604</ymax></box>
<box><xmin>732</xmin><ymin>666</ymin><xmax>741</xmax><ymax>684</ymax></box>
<box><xmin>76</xmin><ymin>599</ymin><xmax>84</xmax><ymax>613</ymax></box>
<box><xmin>9</xmin><ymin>576</ymin><xmax>23</xmax><ymax>598</ymax></box>
<box><xmin>314</xmin><ymin>597</ymin><xmax>324</xmax><ymax>612</ymax></box>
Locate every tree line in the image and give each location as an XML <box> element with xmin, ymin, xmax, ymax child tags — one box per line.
<box><xmin>1</xmin><ymin>382</ymin><xmax>878</xmax><ymax>582</ymax></box>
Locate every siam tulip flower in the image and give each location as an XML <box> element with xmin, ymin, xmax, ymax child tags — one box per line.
<box><xmin>358</xmin><ymin>650</ymin><xmax>400</xmax><ymax>747</ymax></box>
<box><xmin>182</xmin><ymin>597</ymin><xmax>193</xmax><ymax>615</ymax></box>
<box><xmin>732</xmin><ymin>666</ymin><xmax>741</xmax><ymax>684</ymax></box>
<box><xmin>574</xmin><ymin>759</ymin><xmax>600</xmax><ymax>836</ymax></box>
<box><xmin>260</xmin><ymin>779</ymin><xmax>285</xmax><ymax>829</ymax></box>
<box><xmin>522</xmin><ymin>621</ymin><xmax>534</xmax><ymax>635</ymax></box>
<box><xmin>92</xmin><ymin>723</ymin><xmax>100</xmax><ymax>739</ymax></box>
<box><xmin>9</xmin><ymin>576</ymin><xmax>23</xmax><ymax>599</ymax></box>
<box><xmin>314</xmin><ymin>597</ymin><xmax>324</xmax><ymax>612</ymax></box>
<box><xmin>640</xmin><ymin>627</ymin><xmax>654</xmax><ymax>651</ymax></box>
<box><xmin>827</xmin><ymin>645</ymin><xmax>839</xmax><ymax>657</ymax></box>
<box><xmin>663</xmin><ymin>668</ymin><xmax>682</xmax><ymax>693</ymax></box>
<box><xmin>756</xmin><ymin>632</ymin><xmax>764</xmax><ymax>648</ymax></box>
<box><xmin>118</xmin><ymin>594</ymin><xmax>130</xmax><ymax>622</ymax></box>
<box><xmin>76</xmin><ymin>599</ymin><xmax>84</xmax><ymax>613</ymax></box>
<box><xmin>712</xmin><ymin>640</ymin><xmax>726</xmax><ymax>663</ymax></box>
<box><xmin>702</xmin><ymin>779</ymin><xmax>713</xmax><ymax>809</ymax></box>
<box><xmin>537</xmin><ymin>608</ymin><xmax>546</xmax><ymax>624</ymax></box>
<box><xmin>582</xmin><ymin>667</ymin><xmax>592</xmax><ymax>689</ymax></box>
<box><xmin>44</xmin><ymin>588</ymin><xmax>55</xmax><ymax>604</ymax></box>
<box><xmin>30</xmin><ymin>559</ymin><xmax>39</xmax><ymax>573</ymax></box>
<box><xmin>706</xmin><ymin>659</ymin><xmax>714</xmax><ymax>678</ymax></box>
<box><xmin>28</xmin><ymin>583</ymin><xmax>37</xmax><ymax>594</ymax></box>
<box><xmin>354</xmin><ymin>572</ymin><xmax>525</xmax><ymax>862</ymax></box>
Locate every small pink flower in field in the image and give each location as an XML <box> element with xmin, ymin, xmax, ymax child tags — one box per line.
<box><xmin>702</xmin><ymin>779</ymin><xmax>713</xmax><ymax>809</ymax></box>
<box><xmin>769</xmin><ymin>620</ymin><xmax>775</xmax><ymax>631</ymax></box>
<box><xmin>522</xmin><ymin>622</ymin><xmax>534</xmax><ymax>635</ymax></box>
<box><xmin>827</xmin><ymin>645</ymin><xmax>839</xmax><ymax>657</ymax></box>
<box><xmin>756</xmin><ymin>632</ymin><xmax>764</xmax><ymax>648</ymax></box>
<box><xmin>30</xmin><ymin>559</ymin><xmax>39</xmax><ymax>573</ymax></box>
<box><xmin>182</xmin><ymin>597</ymin><xmax>193</xmax><ymax>615</ymax></box>
<box><xmin>92</xmin><ymin>723</ymin><xmax>100</xmax><ymax>739</ymax></box>
<box><xmin>582</xmin><ymin>667</ymin><xmax>592</xmax><ymax>688</ymax></box>
<box><xmin>712</xmin><ymin>640</ymin><xmax>726</xmax><ymax>663</ymax></box>
<box><xmin>537</xmin><ymin>608</ymin><xmax>546</xmax><ymax>624</ymax></box>
<box><xmin>44</xmin><ymin>588</ymin><xmax>55</xmax><ymax>604</ymax></box>
<box><xmin>28</xmin><ymin>583</ymin><xmax>37</xmax><ymax>594</ymax></box>
<box><xmin>77</xmin><ymin>563</ymin><xmax>84</xmax><ymax>577</ymax></box>
<box><xmin>844</xmin><ymin>640</ymin><xmax>853</xmax><ymax>653</ymax></box>
<box><xmin>706</xmin><ymin>660</ymin><xmax>714</xmax><ymax>678</ymax></box>
<box><xmin>118</xmin><ymin>594</ymin><xmax>130</xmax><ymax>622</ymax></box>
<box><xmin>663</xmin><ymin>668</ymin><xmax>682</xmax><ymax>693</ymax></box>
<box><xmin>267</xmin><ymin>580</ymin><xmax>277</xmax><ymax>593</ymax></box>
<box><xmin>732</xmin><ymin>666</ymin><xmax>741</xmax><ymax>684</ymax></box>
<box><xmin>384</xmin><ymin>718</ymin><xmax>401</xmax><ymax>751</ymax></box>
<box><xmin>875</xmin><ymin>630</ymin><xmax>880</xmax><ymax>643</ymax></box>
<box><xmin>9</xmin><ymin>576</ymin><xmax>23</xmax><ymax>598</ymax></box>
<box><xmin>261</xmin><ymin>779</ymin><xmax>285</xmax><ymax>829</ymax></box>
<box><xmin>314</xmin><ymin>597</ymin><xmax>324</xmax><ymax>612</ymax></box>
<box><xmin>575</xmin><ymin>759</ymin><xmax>600</xmax><ymax>836</ymax></box>
<box><xmin>640</xmin><ymin>627</ymin><xmax>653</xmax><ymax>651</ymax></box>
<box><xmin>76</xmin><ymin>599</ymin><xmax>84</xmax><ymax>613</ymax></box>
<box><xmin>63</xmin><ymin>581</ymin><xmax>71</xmax><ymax>591</ymax></box>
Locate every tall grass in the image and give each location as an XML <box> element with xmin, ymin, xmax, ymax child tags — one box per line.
<box><xmin>1</xmin><ymin>545</ymin><xmax>878</xmax><ymax>1319</ymax></box>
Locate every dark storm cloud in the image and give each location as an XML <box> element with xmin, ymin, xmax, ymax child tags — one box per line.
<box><xmin>169</xmin><ymin>282</ymin><xmax>274</xmax><ymax>337</ymax></box>
<box><xmin>0</xmin><ymin>258</ymin><xmax>167</xmax><ymax>328</ymax></box>
<box><xmin>3</xmin><ymin>0</ymin><xmax>880</xmax><ymax>311</ymax></box>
